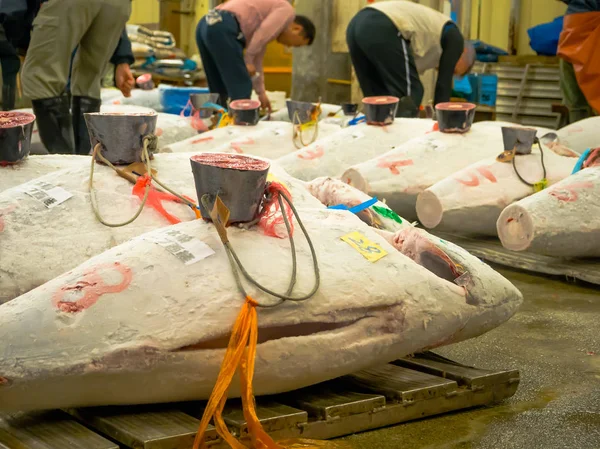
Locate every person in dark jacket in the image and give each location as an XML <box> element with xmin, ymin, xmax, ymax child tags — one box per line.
<box><xmin>557</xmin><ymin>0</ymin><xmax>600</xmax><ymax>122</ymax></box>
<box><xmin>21</xmin><ymin>0</ymin><xmax>134</xmax><ymax>155</ymax></box>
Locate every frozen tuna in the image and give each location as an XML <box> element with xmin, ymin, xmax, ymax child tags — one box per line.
<box><xmin>497</xmin><ymin>165</ymin><xmax>600</xmax><ymax>258</ymax></box>
<box><xmin>556</xmin><ymin>116</ymin><xmax>600</xmax><ymax>155</ymax></box>
<box><xmin>416</xmin><ymin>144</ymin><xmax>579</xmax><ymax>235</ymax></box>
<box><xmin>277</xmin><ymin>119</ymin><xmax>436</xmax><ymax>181</ymax></box>
<box><xmin>343</xmin><ymin>122</ymin><xmax>553</xmax><ymax>221</ymax></box>
<box><xmin>0</xmin><ymin>205</ymin><xmax>522</xmax><ymax>411</ymax></box>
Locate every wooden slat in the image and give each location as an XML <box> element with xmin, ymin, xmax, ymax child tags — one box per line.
<box><xmin>279</xmin><ymin>383</ymin><xmax>385</xmax><ymax>421</ymax></box>
<box><xmin>222</xmin><ymin>401</ymin><xmax>308</xmax><ymax>434</ymax></box>
<box><xmin>341</xmin><ymin>363</ymin><xmax>457</xmax><ymax>403</ymax></box>
<box><xmin>68</xmin><ymin>406</ymin><xmax>209</xmax><ymax>449</ymax></box>
<box><xmin>0</xmin><ymin>411</ymin><xmax>117</xmax><ymax>449</ymax></box>
<box><xmin>395</xmin><ymin>353</ymin><xmax>520</xmax><ymax>390</ymax></box>
<box><xmin>434</xmin><ymin>232</ymin><xmax>600</xmax><ymax>286</ymax></box>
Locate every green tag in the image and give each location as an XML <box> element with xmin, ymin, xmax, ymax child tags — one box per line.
<box><xmin>533</xmin><ymin>178</ymin><xmax>548</xmax><ymax>193</ymax></box>
<box><xmin>372</xmin><ymin>205</ymin><xmax>403</xmax><ymax>224</ymax></box>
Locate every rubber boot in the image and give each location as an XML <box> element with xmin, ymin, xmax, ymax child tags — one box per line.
<box><xmin>2</xmin><ymin>82</ymin><xmax>15</xmax><ymax>111</ymax></box>
<box><xmin>396</xmin><ymin>96</ymin><xmax>419</xmax><ymax>118</ymax></box>
<box><xmin>72</xmin><ymin>96</ymin><xmax>101</xmax><ymax>155</ymax></box>
<box><xmin>31</xmin><ymin>95</ymin><xmax>75</xmax><ymax>154</ymax></box>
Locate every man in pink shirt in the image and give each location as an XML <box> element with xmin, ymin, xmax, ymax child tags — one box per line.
<box><xmin>196</xmin><ymin>0</ymin><xmax>315</xmax><ymax>112</ymax></box>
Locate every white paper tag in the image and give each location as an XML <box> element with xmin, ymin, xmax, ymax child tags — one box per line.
<box><xmin>351</xmin><ymin>130</ymin><xmax>365</xmax><ymax>140</ymax></box>
<box><xmin>143</xmin><ymin>228</ymin><xmax>215</xmax><ymax>265</ymax></box>
<box><xmin>23</xmin><ymin>181</ymin><xmax>72</xmax><ymax>208</ymax></box>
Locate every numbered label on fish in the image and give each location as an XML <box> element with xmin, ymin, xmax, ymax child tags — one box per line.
<box><xmin>142</xmin><ymin>228</ymin><xmax>215</xmax><ymax>265</ymax></box>
<box><xmin>341</xmin><ymin>231</ymin><xmax>388</xmax><ymax>263</ymax></box>
<box><xmin>21</xmin><ymin>181</ymin><xmax>72</xmax><ymax>209</ymax></box>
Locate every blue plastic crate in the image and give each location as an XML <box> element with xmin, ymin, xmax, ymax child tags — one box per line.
<box><xmin>158</xmin><ymin>85</ymin><xmax>210</xmax><ymax>115</ymax></box>
<box><xmin>479</xmin><ymin>74</ymin><xmax>498</xmax><ymax>106</ymax></box>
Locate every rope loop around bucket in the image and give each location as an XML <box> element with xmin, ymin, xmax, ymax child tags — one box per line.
<box><xmin>201</xmin><ymin>189</ymin><xmax>320</xmax><ymax>308</ymax></box>
<box><xmin>89</xmin><ymin>135</ymin><xmax>200</xmax><ymax>227</ymax></box>
<box><xmin>292</xmin><ymin>105</ymin><xmax>320</xmax><ymax>149</ymax></box>
<box><xmin>512</xmin><ymin>137</ymin><xmax>548</xmax><ymax>190</ymax></box>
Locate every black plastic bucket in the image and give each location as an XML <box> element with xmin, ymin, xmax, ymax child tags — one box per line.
<box><xmin>287</xmin><ymin>100</ymin><xmax>318</xmax><ymax>124</ymax></box>
<box><xmin>362</xmin><ymin>96</ymin><xmax>399</xmax><ymax>126</ymax></box>
<box><xmin>0</xmin><ymin>111</ymin><xmax>36</xmax><ymax>165</ymax></box>
<box><xmin>85</xmin><ymin>112</ymin><xmax>158</xmax><ymax>165</ymax></box>
<box><xmin>229</xmin><ymin>99</ymin><xmax>261</xmax><ymax>126</ymax></box>
<box><xmin>341</xmin><ymin>103</ymin><xmax>359</xmax><ymax>116</ymax></box>
<box><xmin>501</xmin><ymin>126</ymin><xmax>537</xmax><ymax>155</ymax></box>
<box><xmin>435</xmin><ymin>102</ymin><xmax>476</xmax><ymax>133</ymax></box>
<box><xmin>190</xmin><ymin>93</ymin><xmax>221</xmax><ymax>118</ymax></box>
<box><xmin>190</xmin><ymin>153</ymin><xmax>270</xmax><ymax>224</ymax></box>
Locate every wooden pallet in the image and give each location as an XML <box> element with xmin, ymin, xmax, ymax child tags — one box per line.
<box><xmin>435</xmin><ymin>232</ymin><xmax>600</xmax><ymax>286</ymax></box>
<box><xmin>0</xmin><ymin>352</ymin><xmax>519</xmax><ymax>449</ymax></box>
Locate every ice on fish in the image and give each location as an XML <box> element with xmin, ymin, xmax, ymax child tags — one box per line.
<box><xmin>277</xmin><ymin>118</ymin><xmax>436</xmax><ymax>181</ymax></box>
<box><xmin>0</xmin><ymin>205</ymin><xmax>522</xmax><ymax>412</ymax></box>
<box><xmin>497</xmin><ymin>165</ymin><xmax>600</xmax><ymax>258</ymax></box>
<box><xmin>343</xmin><ymin>122</ymin><xmax>554</xmax><ymax>221</ymax></box>
<box><xmin>416</xmin><ymin>144</ymin><xmax>578</xmax><ymax>235</ymax></box>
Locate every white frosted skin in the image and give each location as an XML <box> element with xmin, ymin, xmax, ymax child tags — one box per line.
<box><xmin>194</xmin><ymin>123</ymin><xmax>343</xmax><ymax>160</ymax></box>
<box><xmin>277</xmin><ymin>119</ymin><xmax>437</xmax><ymax>181</ymax></box>
<box><xmin>343</xmin><ymin>123</ymin><xmax>552</xmax><ymax>221</ymax></box>
<box><xmin>416</xmin><ymin>146</ymin><xmax>578</xmax><ymax>235</ymax></box>
<box><xmin>0</xmin><ymin>208</ymin><xmax>522</xmax><ymax>412</ymax></box>
<box><xmin>162</xmin><ymin>121</ymin><xmax>285</xmax><ymax>153</ymax></box>
<box><xmin>557</xmin><ymin>116</ymin><xmax>600</xmax><ymax>154</ymax></box>
<box><xmin>0</xmin><ymin>153</ymin><xmax>324</xmax><ymax>303</ymax></box>
<box><xmin>497</xmin><ymin>167</ymin><xmax>600</xmax><ymax>258</ymax></box>
<box><xmin>0</xmin><ymin>155</ymin><xmax>90</xmax><ymax>192</ymax></box>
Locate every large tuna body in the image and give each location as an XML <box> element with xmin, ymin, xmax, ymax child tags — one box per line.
<box><xmin>343</xmin><ymin>122</ymin><xmax>553</xmax><ymax>221</ymax></box>
<box><xmin>497</xmin><ymin>166</ymin><xmax>600</xmax><ymax>258</ymax></box>
<box><xmin>277</xmin><ymin>119</ymin><xmax>436</xmax><ymax>181</ymax></box>
<box><xmin>416</xmin><ymin>146</ymin><xmax>578</xmax><ymax>235</ymax></box>
<box><xmin>0</xmin><ymin>203</ymin><xmax>522</xmax><ymax>411</ymax></box>
<box><xmin>557</xmin><ymin>116</ymin><xmax>600</xmax><ymax>154</ymax></box>
<box><xmin>161</xmin><ymin>121</ymin><xmax>342</xmax><ymax>159</ymax></box>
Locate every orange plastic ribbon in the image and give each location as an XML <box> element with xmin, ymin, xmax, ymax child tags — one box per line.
<box><xmin>131</xmin><ymin>174</ymin><xmax>199</xmax><ymax>224</ymax></box>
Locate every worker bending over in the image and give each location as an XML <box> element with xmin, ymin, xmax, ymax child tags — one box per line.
<box><xmin>22</xmin><ymin>0</ymin><xmax>134</xmax><ymax>155</ymax></box>
<box><xmin>196</xmin><ymin>0</ymin><xmax>316</xmax><ymax>112</ymax></box>
<box><xmin>557</xmin><ymin>0</ymin><xmax>600</xmax><ymax>123</ymax></box>
<box><xmin>346</xmin><ymin>1</ymin><xmax>475</xmax><ymax>117</ymax></box>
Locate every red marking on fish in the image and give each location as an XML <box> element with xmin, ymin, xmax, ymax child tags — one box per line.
<box><xmin>113</xmin><ymin>100</ymin><xmax>121</xmax><ymax>105</ymax></box>
<box><xmin>230</xmin><ymin>137</ymin><xmax>255</xmax><ymax>154</ymax></box>
<box><xmin>0</xmin><ymin>204</ymin><xmax>17</xmax><ymax>232</ymax></box>
<box><xmin>155</xmin><ymin>128</ymin><xmax>164</xmax><ymax>137</ymax></box>
<box><xmin>426</xmin><ymin>122</ymin><xmax>440</xmax><ymax>134</ymax></box>
<box><xmin>298</xmin><ymin>145</ymin><xmax>324</xmax><ymax>160</ymax></box>
<box><xmin>455</xmin><ymin>166</ymin><xmax>497</xmax><ymax>187</ymax></box>
<box><xmin>548</xmin><ymin>181</ymin><xmax>594</xmax><ymax>202</ymax></box>
<box><xmin>52</xmin><ymin>262</ymin><xmax>132</xmax><ymax>313</ymax></box>
<box><xmin>191</xmin><ymin>136</ymin><xmax>214</xmax><ymax>145</ymax></box>
<box><xmin>567</xmin><ymin>126</ymin><xmax>584</xmax><ymax>134</ymax></box>
<box><xmin>377</xmin><ymin>158</ymin><xmax>414</xmax><ymax>175</ymax></box>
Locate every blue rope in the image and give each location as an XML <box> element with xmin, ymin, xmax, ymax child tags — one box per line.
<box><xmin>572</xmin><ymin>148</ymin><xmax>591</xmax><ymax>174</ymax></box>
<box><xmin>328</xmin><ymin>197</ymin><xmax>378</xmax><ymax>215</ymax></box>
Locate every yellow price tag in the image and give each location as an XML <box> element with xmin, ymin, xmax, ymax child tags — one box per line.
<box><xmin>341</xmin><ymin>231</ymin><xmax>388</xmax><ymax>263</ymax></box>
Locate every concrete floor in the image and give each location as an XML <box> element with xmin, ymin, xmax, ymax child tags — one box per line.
<box><xmin>338</xmin><ymin>267</ymin><xmax>600</xmax><ymax>449</ymax></box>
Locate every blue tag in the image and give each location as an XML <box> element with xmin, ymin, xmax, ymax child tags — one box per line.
<box><xmin>572</xmin><ymin>148</ymin><xmax>591</xmax><ymax>175</ymax></box>
<box><xmin>328</xmin><ymin>197</ymin><xmax>378</xmax><ymax>215</ymax></box>
<box><xmin>348</xmin><ymin>114</ymin><xmax>366</xmax><ymax>126</ymax></box>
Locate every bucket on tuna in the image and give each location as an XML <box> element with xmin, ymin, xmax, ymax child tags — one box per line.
<box><xmin>190</xmin><ymin>153</ymin><xmax>270</xmax><ymax>224</ymax></box>
<box><xmin>435</xmin><ymin>102</ymin><xmax>476</xmax><ymax>133</ymax></box>
<box><xmin>0</xmin><ymin>111</ymin><xmax>36</xmax><ymax>165</ymax></box>
<box><xmin>362</xmin><ymin>96</ymin><xmax>399</xmax><ymax>125</ymax></box>
<box><xmin>229</xmin><ymin>99</ymin><xmax>261</xmax><ymax>126</ymax></box>
<box><xmin>341</xmin><ymin>103</ymin><xmax>359</xmax><ymax>116</ymax></box>
<box><xmin>85</xmin><ymin>112</ymin><xmax>158</xmax><ymax>165</ymax></box>
<box><xmin>190</xmin><ymin>93</ymin><xmax>221</xmax><ymax>118</ymax></box>
<box><xmin>287</xmin><ymin>100</ymin><xmax>318</xmax><ymax>124</ymax></box>
<box><xmin>136</xmin><ymin>73</ymin><xmax>154</xmax><ymax>90</ymax></box>
<box><xmin>502</xmin><ymin>126</ymin><xmax>537</xmax><ymax>155</ymax></box>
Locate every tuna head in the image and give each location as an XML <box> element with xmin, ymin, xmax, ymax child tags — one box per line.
<box><xmin>0</xmin><ymin>208</ymin><xmax>489</xmax><ymax>412</ymax></box>
<box><xmin>376</xmin><ymin>226</ymin><xmax>523</xmax><ymax>344</ymax></box>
